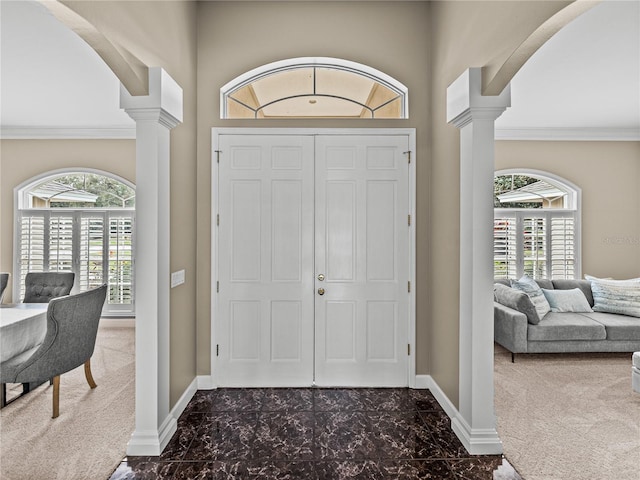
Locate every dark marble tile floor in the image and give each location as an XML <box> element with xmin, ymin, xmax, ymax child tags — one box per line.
<box><xmin>109</xmin><ymin>388</ymin><xmax>522</xmax><ymax>479</ymax></box>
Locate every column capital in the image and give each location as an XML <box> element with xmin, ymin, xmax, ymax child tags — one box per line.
<box><xmin>120</xmin><ymin>67</ymin><xmax>183</xmax><ymax>128</ymax></box>
<box><xmin>123</xmin><ymin>107</ymin><xmax>182</xmax><ymax>130</ymax></box>
<box><xmin>446</xmin><ymin>68</ymin><xmax>510</xmax><ymax>129</ymax></box>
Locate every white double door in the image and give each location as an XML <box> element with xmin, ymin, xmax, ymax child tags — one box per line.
<box><xmin>215</xmin><ymin>133</ymin><xmax>410</xmax><ymax>387</ymax></box>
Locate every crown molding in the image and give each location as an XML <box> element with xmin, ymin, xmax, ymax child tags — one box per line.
<box><xmin>0</xmin><ymin>126</ymin><xmax>136</xmax><ymax>140</ymax></box>
<box><xmin>495</xmin><ymin>127</ymin><xmax>640</xmax><ymax>141</ymax></box>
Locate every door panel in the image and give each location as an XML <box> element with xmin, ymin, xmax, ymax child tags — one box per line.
<box><xmin>326</xmin><ymin>181</ymin><xmax>356</xmax><ymax>281</ymax></box>
<box><xmin>217</xmin><ymin>135</ymin><xmax>315</xmax><ymax>386</ymax></box>
<box><xmin>314</xmin><ymin>135</ymin><xmax>409</xmax><ymax>387</ymax></box>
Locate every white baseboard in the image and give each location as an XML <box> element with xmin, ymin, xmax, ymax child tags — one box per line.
<box><xmin>126</xmin><ymin>415</ymin><xmax>177</xmax><ymax>456</ymax></box>
<box><xmin>197</xmin><ymin>375</ymin><xmax>216</xmax><ymax>390</ymax></box>
<box><xmin>126</xmin><ymin>378</ymin><xmax>197</xmax><ymax>456</ymax></box>
<box><xmin>170</xmin><ymin>377</ymin><xmax>199</xmax><ymax>420</ymax></box>
<box><xmin>452</xmin><ymin>415</ymin><xmax>503</xmax><ymax>455</ymax></box>
<box><xmin>100</xmin><ymin>318</ymin><xmax>135</xmax><ymax>328</ymax></box>
<box><xmin>414</xmin><ymin>374</ymin><xmax>503</xmax><ymax>455</ymax></box>
<box><xmin>414</xmin><ymin>374</ymin><xmax>458</xmax><ymax>419</ymax></box>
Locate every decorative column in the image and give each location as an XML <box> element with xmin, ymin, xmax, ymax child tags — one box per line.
<box><xmin>446</xmin><ymin>68</ymin><xmax>510</xmax><ymax>455</ymax></box>
<box><xmin>120</xmin><ymin>67</ymin><xmax>183</xmax><ymax>455</ymax></box>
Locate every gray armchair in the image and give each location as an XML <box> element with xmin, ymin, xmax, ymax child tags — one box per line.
<box><xmin>1</xmin><ymin>284</ymin><xmax>107</xmax><ymax>418</ymax></box>
<box><xmin>0</xmin><ymin>273</ymin><xmax>8</xmax><ymax>303</ymax></box>
<box><xmin>23</xmin><ymin>272</ymin><xmax>75</xmax><ymax>303</ymax></box>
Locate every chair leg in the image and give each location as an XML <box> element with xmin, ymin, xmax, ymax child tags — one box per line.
<box><xmin>52</xmin><ymin>376</ymin><xmax>60</xmax><ymax>418</ymax></box>
<box><xmin>0</xmin><ymin>383</ymin><xmax>6</xmax><ymax>408</ymax></box>
<box><xmin>84</xmin><ymin>359</ymin><xmax>97</xmax><ymax>389</ymax></box>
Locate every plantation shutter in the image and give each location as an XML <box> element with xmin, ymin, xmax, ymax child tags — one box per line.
<box><xmin>494</xmin><ymin>210</ymin><xmax>578</xmax><ymax>280</ymax></box>
<box><xmin>522</xmin><ymin>215</ymin><xmax>547</xmax><ymax>279</ymax></box>
<box><xmin>550</xmin><ymin>215</ymin><xmax>575</xmax><ymax>279</ymax></box>
<box><xmin>18</xmin><ymin>214</ymin><xmax>46</xmax><ymax>298</ymax></box>
<box><xmin>49</xmin><ymin>213</ymin><xmax>75</xmax><ymax>274</ymax></box>
<box><xmin>493</xmin><ymin>216</ymin><xmax>517</xmax><ymax>279</ymax></box>
<box><xmin>108</xmin><ymin>213</ymin><xmax>134</xmax><ymax>308</ymax></box>
<box><xmin>79</xmin><ymin>214</ymin><xmax>106</xmax><ymax>292</ymax></box>
<box><xmin>15</xmin><ymin>209</ymin><xmax>134</xmax><ymax>315</ymax></box>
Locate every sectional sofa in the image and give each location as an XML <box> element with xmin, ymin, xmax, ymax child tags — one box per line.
<box><xmin>493</xmin><ymin>277</ymin><xmax>640</xmax><ymax>361</ymax></box>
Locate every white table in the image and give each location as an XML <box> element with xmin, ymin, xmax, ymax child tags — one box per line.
<box><xmin>0</xmin><ymin>304</ymin><xmax>48</xmax><ymax>363</ymax></box>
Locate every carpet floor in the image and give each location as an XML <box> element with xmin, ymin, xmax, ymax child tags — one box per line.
<box><xmin>494</xmin><ymin>345</ymin><xmax>640</xmax><ymax>480</ymax></box>
<box><xmin>0</xmin><ymin>324</ymin><xmax>135</xmax><ymax>480</ymax></box>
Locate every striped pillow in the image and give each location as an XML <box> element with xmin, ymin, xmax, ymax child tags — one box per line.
<box><xmin>510</xmin><ymin>275</ymin><xmax>551</xmax><ymax>321</ymax></box>
<box><xmin>586</xmin><ymin>276</ymin><xmax>640</xmax><ymax>318</ymax></box>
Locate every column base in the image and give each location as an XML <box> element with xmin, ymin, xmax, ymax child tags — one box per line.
<box><xmin>452</xmin><ymin>415</ymin><xmax>503</xmax><ymax>455</ymax></box>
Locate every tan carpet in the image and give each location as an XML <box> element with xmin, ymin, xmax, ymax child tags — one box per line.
<box><xmin>0</xmin><ymin>324</ymin><xmax>134</xmax><ymax>480</ymax></box>
<box><xmin>494</xmin><ymin>345</ymin><xmax>640</xmax><ymax>480</ymax></box>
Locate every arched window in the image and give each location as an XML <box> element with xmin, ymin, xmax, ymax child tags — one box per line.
<box><xmin>221</xmin><ymin>57</ymin><xmax>408</xmax><ymax>119</ymax></box>
<box><xmin>14</xmin><ymin>170</ymin><xmax>135</xmax><ymax>316</ymax></box>
<box><xmin>494</xmin><ymin>170</ymin><xmax>581</xmax><ymax>280</ymax></box>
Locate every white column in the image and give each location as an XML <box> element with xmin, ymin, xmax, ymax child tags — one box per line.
<box><xmin>120</xmin><ymin>68</ymin><xmax>183</xmax><ymax>456</ymax></box>
<box><xmin>446</xmin><ymin>68</ymin><xmax>510</xmax><ymax>455</ymax></box>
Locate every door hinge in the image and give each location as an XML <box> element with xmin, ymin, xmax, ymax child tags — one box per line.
<box><xmin>407</xmin><ymin>344</ymin><xmax>411</xmax><ymax>356</ymax></box>
<box><xmin>408</xmin><ymin>214</ymin><xmax>411</xmax><ymax>226</ymax></box>
<box><xmin>404</xmin><ymin>150</ymin><xmax>411</xmax><ymax>164</ymax></box>
<box><xmin>216</xmin><ymin>344</ymin><xmax>219</xmax><ymax>356</ymax></box>
<box><xmin>216</xmin><ymin>281</ymin><xmax>219</xmax><ymax>293</ymax></box>
<box><xmin>215</xmin><ymin>150</ymin><xmax>221</xmax><ymax>163</ymax></box>
<box><xmin>408</xmin><ymin>281</ymin><xmax>411</xmax><ymax>293</ymax></box>
<box><xmin>217</xmin><ymin>214</ymin><xmax>220</xmax><ymax>226</ymax></box>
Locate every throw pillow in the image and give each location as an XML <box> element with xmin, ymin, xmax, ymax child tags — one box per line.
<box><xmin>585</xmin><ymin>274</ymin><xmax>640</xmax><ymax>283</ymax></box>
<box><xmin>541</xmin><ymin>288</ymin><xmax>593</xmax><ymax>313</ymax></box>
<box><xmin>586</xmin><ymin>276</ymin><xmax>640</xmax><ymax>318</ymax></box>
<box><xmin>510</xmin><ymin>275</ymin><xmax>551</xmax><ymax>321</ymax></box>
<box><xmin>494</xmin><ymin>283</ymin><xmax>541</xmax><ymax>324</ymax></box>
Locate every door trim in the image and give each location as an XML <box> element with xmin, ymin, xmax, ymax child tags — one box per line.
<box><xmin>211</xmin><ymin>128</ymin><xmax>416</xmax><ymax>387</ymax></box>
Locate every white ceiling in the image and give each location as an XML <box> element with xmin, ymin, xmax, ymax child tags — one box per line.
<box><xmin>1</xmin><ymin>0</ymin><xmax>638</xmax><ymax>139</ymax></box>
<box><xmin>0</xmin><ymin>0</ymin><xmax>134</xmax><ymax>133</ymax></box>
<box><xmin>495</xmin><ymin>0</ymin><xmax>640</xmax><ymax>139</ymax></box>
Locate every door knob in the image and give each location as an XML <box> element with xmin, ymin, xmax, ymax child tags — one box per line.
<box><xmin>317</xmin><ymin>274</ymin><xmax>325</xmax><ymax>281</ymax></box>
<box><xmin>317</xmin><ymin>288</ymin><xmax>325</xmax><ymax>295</ymax></box>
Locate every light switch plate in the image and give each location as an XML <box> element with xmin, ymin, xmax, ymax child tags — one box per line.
<box><xmin>171</xmin><ymin>269</ymin><xmax>185</xmax><ymax>288</ymax></box>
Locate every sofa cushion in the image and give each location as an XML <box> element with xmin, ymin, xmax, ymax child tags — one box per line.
<box><xmin>586</xmin><ymin>277</ymin><xmax>640</xmax><ymax>318</ymax></box>
<box><xmin>634</xmin><ymin>352</ymin><xmax>640</xmax><ymax>369</ymax></box>
<box><xmin>542</xmin><ymin>288</ymin><xmax>593</xmax><ymax>313</ymax></box>
<box><xmin>494</xmin><ymin>283</ymin><xmax>541</xmax><ymax>324</ymax></box>
<box><xmin>533</xmin><ymin>279</ymin><xmax>554</xmax><ymax>290</ymax></box>
<box><xmin>528</xmin><ymin>312</ymin><xmax>607</xmax><ymax>342</ymax></box>
<box><xmin>552</xmin><ymin>279</ymin><xmax>594</xmax><ymax>307</ymax></box>
<box><xmin>511</xmin><ymin>275</ymin><xmax>551</xmax><ymax>321</ymax></box>
<box><xmin>581</xmin><ymin>312</ymin><xmax>640</xmax><ymax>341</ymax></box>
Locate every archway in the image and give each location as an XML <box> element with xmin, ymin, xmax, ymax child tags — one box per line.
<box><xmin>27</xmin><ymin>1</ymin><xmax>182</xmax><ymax>457</ymax></box>
<box><xmin>447</xmin><ymin>2</ymin><xmax>601</xmax><ymax>455</ymax></box>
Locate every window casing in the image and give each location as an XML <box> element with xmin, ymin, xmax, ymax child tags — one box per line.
<box><xmin>494</xmin><ymin>170</ymin><xmax>581</xmax><ymax>280</ymax></box>
<box><xmin>13</xmin><ymin>170</ymin><xmax>135</xmax><ymax>316</ymax></box>
<box><xmin>221</xmin><ymin>57</ymin><xmax>409</xmax><ymax>119</ymax></box>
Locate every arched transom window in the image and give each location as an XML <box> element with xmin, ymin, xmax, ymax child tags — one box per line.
<box><xmin>221</xmin><ymin>57</ymin><xmax>408</xmax><ymax>119</ymax></box>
